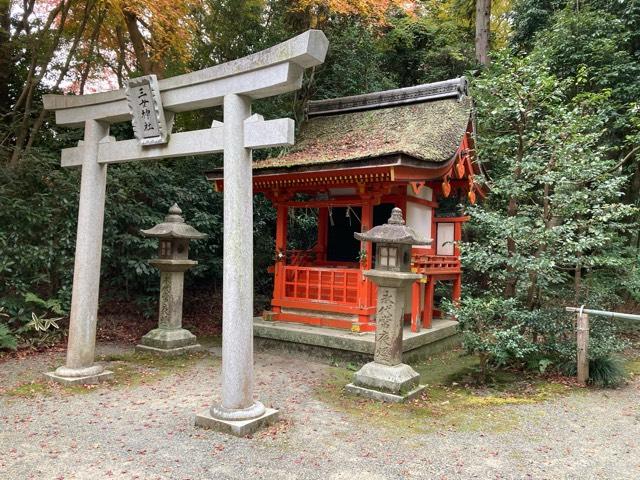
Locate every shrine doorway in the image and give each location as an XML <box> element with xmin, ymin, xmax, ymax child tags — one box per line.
<box><xmin>326</xmin><ymin>206</ymin><xmax>362</xmax><ymax>263</ymax></box>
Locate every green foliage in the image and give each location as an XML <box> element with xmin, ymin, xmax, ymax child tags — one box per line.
<box><xmin>0</xmin><ymin>137</ymin><xmax>284</xmax><ymax>330</ymax></box>
<box><xmin>0</xmin><ymin>150</ymin><xmax>80</xmax><ymax>302</ymax></box>
<box><xmin>0</xmin><ymin>292</ymin><xmax>66</xmax><ymax>349</ymax></box>
<box><xmin>286</xmin><ymin>206</ymin><xmax>318</xmax><ymax>251</ymax></box>
<box><xmin>470</xmin><ymin>41</ymin><xmax>638</xmax><ymax>305</ymax></box>
<box><xmin>457</xmin><ymin>2</ymin><xmax>639</xmax><ymax>384</ymax></box>
<box><xmin>0</xmin><ymin>308</ymin><xmax>17</xmax><ymax>351</ymax></box>
<box><xmin>446</xmin><ymin>296</ymin><xmax>629</xmax><ymax>383</ymax></box>
<box><xmin>0</xmin><ymin>325</ymin><xmax>18</xmax><ymax>351</ymax></box>
<box><xmin>381</xmin><ymin>13</ymin><xmax>475</xmax><ymax>86</ymax></box>
<box><xmin>443</xmin><ymin>297</ymin><xmax>535</xmax><ymax>374</ymax></box>
<box><xmin>560</xmin><ymin>356</ymin><xmax>626</xmax><ymax>388</ymax></box>
<box><xmin>622</xmin><ymin>256</ymin><xmax>640</xmax><ymax>303</ymax></box>
<box><xmin>23</xmin><ymin>292</ymin><xmax>65</xmax><ymax>316</ymax></box>
<box><xmin>313</xmin><ymin>19</ymin><xmax>397</xmax><ymax>98</ymax></box>
<box><xmin>588</xmin><ymin>357</ymin><xmax>626</xmax><ymax>388</ymax></box>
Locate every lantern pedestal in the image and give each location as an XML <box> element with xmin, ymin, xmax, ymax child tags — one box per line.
<box><xmin>136</xmin><ymin>258</ymin><xmax>202</xmax><ymax>356</ymax></box>
<box><xmin>136</xmin><ymin>329</ymin><xmax>202</xmax><ymax>356</ymax></box>
<box><xmin>346</xmin><ymin>269</ymin><xmax>425</xmax><ymax>402</ymax></box>
<box><xmin>345</xmin><ymin>364</ymin><xmax>424</xmax><ymax>403</ymax></box>
<box><xmin>44</xmin><ymin>368</ymin><xmax>114</xmax><ymax>386</ymax></box>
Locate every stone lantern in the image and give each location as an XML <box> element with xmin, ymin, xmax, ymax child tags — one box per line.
<box><xmin>137</xmin><ymin>203</ymin><xmax>207</xmax><ymax>355</ymax></box>
<box><xmin>347</xmin><ymin>207</ymin><xmax>431</xmax><ymax>402</ymax></box>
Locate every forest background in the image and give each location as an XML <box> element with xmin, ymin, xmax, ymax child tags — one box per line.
<box><xmin>1</xmin><ymin>0</ymin><xmax>639</xmax><ymax>381</ymax></box>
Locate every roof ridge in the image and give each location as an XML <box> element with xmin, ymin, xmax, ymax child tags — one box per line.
<box><xmin>307</xmin><ymin>77</ymin><xmax>468</xmax><ymax>118</ymax></box>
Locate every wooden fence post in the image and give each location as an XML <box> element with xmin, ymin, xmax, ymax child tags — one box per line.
<box><xmin>576</xmin><ymin>311</ymin><xmax>589</xmax><ymax>385</ymax></box>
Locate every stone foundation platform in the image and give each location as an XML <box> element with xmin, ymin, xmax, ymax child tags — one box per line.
<box><xmin>194</xmin><ymin>408</ymin><xmax>279</xmax><ymax>436</ymax></box>
<box><xmin>254</xmin><ymin>317</ymin><xmax>460</xmax><ymax>362</ymax></box>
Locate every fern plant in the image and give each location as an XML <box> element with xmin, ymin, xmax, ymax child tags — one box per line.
<box><xmin>0</xmin><ymin>308</ymin><xmax>17</xmax><ymax>351</ymax></box>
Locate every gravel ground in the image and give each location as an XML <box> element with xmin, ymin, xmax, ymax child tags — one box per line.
<box><xmin>0</xmin><ymin>343</ymin><xmax>639</xmax><ymax>480</ymax></box>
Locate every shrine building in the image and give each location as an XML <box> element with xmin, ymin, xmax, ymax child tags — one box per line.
<box><xmin>208</xmin><ymin>77</ymin><xmax>482</xmax><ymax>353</ymax></box>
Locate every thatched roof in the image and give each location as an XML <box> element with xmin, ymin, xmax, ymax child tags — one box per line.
<box><xmin>254</xmin><ymin>81</ymin><xmax>472</xmax><ymax>173</ymax></box>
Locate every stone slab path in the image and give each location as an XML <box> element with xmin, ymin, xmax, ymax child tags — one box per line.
<box><xmin>1</xmin><ymin>344</ymin><xmax>638</xmax><ymax>480</ymax></box>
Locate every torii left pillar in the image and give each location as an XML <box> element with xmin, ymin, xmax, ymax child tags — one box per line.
<box><xmin>43</xmin><ymin>119</ymin><xmax>114</xmax><ymax>385</ymax></box>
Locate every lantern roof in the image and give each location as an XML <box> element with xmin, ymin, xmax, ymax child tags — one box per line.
<box><xmin>355</xmin><ymin>208</ymin><xmax>431</xmax><ymax>246</ymax></box>
<box><xmin>140</xmin><ymin>204</ymin><xmax>208</xmax><ymax>240</ymax></box>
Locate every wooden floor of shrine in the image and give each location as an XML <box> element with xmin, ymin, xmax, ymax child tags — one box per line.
<box><xmin>253</xmin><ymin>317</ymin><xmax>460</xmax><ymax>362</ymax></box>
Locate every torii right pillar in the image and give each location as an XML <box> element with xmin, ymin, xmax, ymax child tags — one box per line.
<box><xmin>194</xmin><ymin>33</ymin><xmax>329</xmax><ymax>436</ymax></box>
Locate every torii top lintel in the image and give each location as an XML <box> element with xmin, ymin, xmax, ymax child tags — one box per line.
<box><xmin>43</xmin><ymin>30</ymin><xmax>329</xmax><ymax>128</ymax></box>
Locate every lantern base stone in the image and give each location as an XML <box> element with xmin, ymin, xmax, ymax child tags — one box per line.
<box><xmin>194</xmin><ymin>407</ymin><xmax>279</xmax><ymax>437</ymax></box>
<box><xmin>137</xmin><ymin>327</ymin><xmax>201</xmax><ymax>355</ymax></box>
<box><xmin>353</xmin><ymin>361</ymin><xmax>421</xmax><ymax>393</ymax></box>
<box><xmin>43</xmin><ymin>369</ymin><xmax>114</xmax><ymax>386</ymax></box>
<box><xmin>346</xmin><ymin>361</ymin><xmax>425</xmax><ymax>402</ymax></box>
<box><xmin>135</xmin><ymin>344</ymin><xmax>203</xmax><ymax>356</ymax></box>
<box><xmin>345</xmin><ymin>382</ymin><xmax>425</xmax><ymax>403</ymax></box>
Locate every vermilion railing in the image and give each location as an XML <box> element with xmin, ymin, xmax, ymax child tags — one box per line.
<box><xmin>412</xmin><ymin>254</ymin><xmax>461</xmax><ymax>274</ymax></box>
<box><xmin>283</xmin><ymin>266</ymin><xmax>360</xmax><ymax>306</ymax></box>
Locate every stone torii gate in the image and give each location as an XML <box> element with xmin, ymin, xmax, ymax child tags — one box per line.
<box><xmin>42</xmin><ymin>31</ymin><xmax>328</xmax><ymax>435</ymax></box>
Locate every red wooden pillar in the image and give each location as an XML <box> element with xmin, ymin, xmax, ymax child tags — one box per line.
<box><xmin>357</xmin><ymin>196</ymin><xmax>374</xmax><ymax>330</ymax></box>
<box><xmin>410</xmin><ymin>281</ymin><xmax>421</xmax><ymax>333</ymax></box>
<box><xmin>453</xmin><ymin>222</ymin><xmax>462</xmax><ymax>256</ymax></box>
<box><xmin>452</xmin><ymin>275</ymin><xmax>462</xmax><ymax>303</ymax></box>
<box><xmin>422</xmin><ymin>277</ymin><xmax>435</xmax><ymax>329</ymax></box>
<box><xmin>317</xmin><ymin>207</ymin><xmax>328</xmax><ymax>261</ymax></box>
<box><xmin>272</xmin><ymin>203</ymin><xmax>288</xmax><ymax>313</ymax></box>
<box><xmin>360</xmin><ymin>197</ymin><xmax>373</xmax><ymax>269</ymax></box>
<box><xmin>452</xmin><ymin>220</ymin><xmax>462</xmax><ymax>305</ymax></box>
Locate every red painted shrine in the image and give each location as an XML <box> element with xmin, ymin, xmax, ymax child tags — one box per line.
<box><xmin>208</xmin><ymin>78</ymin><xmax>483</xmax><ymax>334</ymax></box>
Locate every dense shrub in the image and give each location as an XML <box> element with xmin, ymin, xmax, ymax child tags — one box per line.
<box><xmin>444</xmin><ymin>296</ymin><xmax>629</xmax><ymax>385</ymax></box>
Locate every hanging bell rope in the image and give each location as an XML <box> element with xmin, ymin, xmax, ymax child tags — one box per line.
<box><xmin>346</xmin><ymin>206</ymin><xmax>361</xmax><ymax>225</ymax></box>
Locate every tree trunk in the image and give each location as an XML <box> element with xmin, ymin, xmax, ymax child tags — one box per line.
<box><xmin>0</xmin><ymin>0</ymin><xmax>11</xmax><ymax>122</ymax></box>
<box><xmin>504</xmin><ymin>196</ymin><xmax>518</xmax><ymax>298</ymax></box>
<box><xmin>123</xmin><ymin>10</ymin><xmax>164</xmax><ymax>78</ymax></box>
<box><xmin>10</xmin><ymin>0</ymin><xmax>74</xmax><ymax>165</ymax></box>
<box><xmin>527</xmin><ymin>159</ymin><xmax>555</xmax><ymax>309</ymax></box>
<box><xmin>628</xmin><ymin>160</ymin><xmax>640</xmax><ymax>256</ymax></box>
<box><xmin>505</xmin><ymin>126</ymin><xmax>524</xmax><ymax>298</ymax></box>
<box><xmin>79</xmin><ymin>6</ymin><xmax>104</xmax><ymax>94</ymax></box>
<box><xmin>475</xmin><ymin>0</ymin><xmax>491</xmax><ymax>66</ymax></box>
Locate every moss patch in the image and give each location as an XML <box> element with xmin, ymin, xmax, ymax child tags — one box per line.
<box><xmin>97</xmin><ymin>350</ymin><xmax>212</xmax><ymax>388</ymax></box>
<box><xmin>625</xmin><ymin>359</ymin><xmax>640</xmax><ymax>376</ymax></box>
<box><xmin>197</xmin><ymin>335</ymin><xmax>222</xmax><ymax>348</ymax></box>
<box><xmin>3</xmin><ymin>350</ymin><xmax>213</xmax><ymax>399</ymax></box>
<box><xmin>5</xmin><ymin>381</ymin><xmax>51</xmax><ymax>398</ymax></box>
<box><xmin>622</xmin><ymin>346</ymin><xmax>640</xmax><ymax>377</ymax></box>
<box><xmin>5</xmin><ymin>379</ymin><xmax>104</xmax><ymax>398</ymax></box>
<box><xmin>255</xmin><ymin>97</ymin><xmax>472</xmax><ymax>170</ymax></box>
<box><xmin>315</xmin><ymin>349</ymin><xmax>575</xmax><ymax>436</ymax></box>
